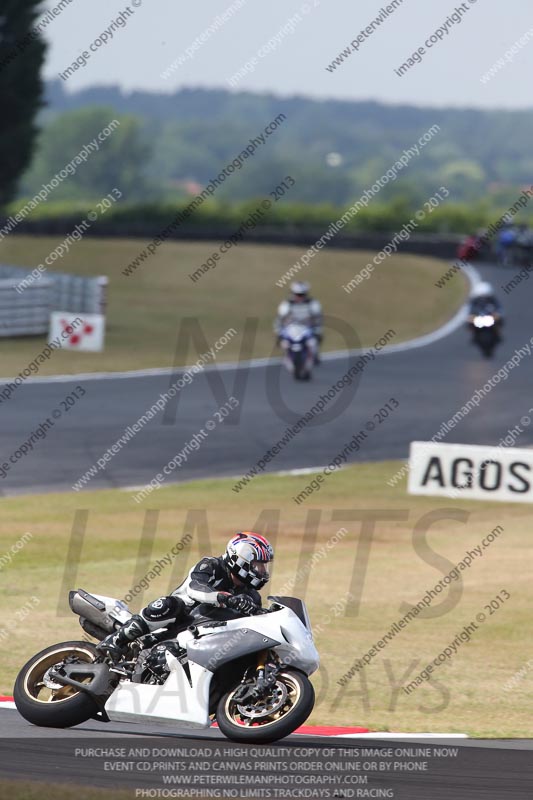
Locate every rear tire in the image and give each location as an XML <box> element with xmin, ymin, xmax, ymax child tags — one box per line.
<box><xmin>216</xmin><ymin>669</ymin><xmax>315</xmax><ymax>743</ymax></box>
<box><xmin>14</xmin><ymin>641</ymin><xmax>99</xmax><ymax>728</ymax></box>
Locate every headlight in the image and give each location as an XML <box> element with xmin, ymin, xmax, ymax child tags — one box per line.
<box><xmin>474</xmin><ymin>315</ymin><xmax>495</xmax><ymax>328</ymax></box>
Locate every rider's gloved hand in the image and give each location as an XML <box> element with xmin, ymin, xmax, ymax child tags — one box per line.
<box><xmin>220</xmin><ymin>593</ymin><xmax>258</xmax><ymax>615</ymax></box>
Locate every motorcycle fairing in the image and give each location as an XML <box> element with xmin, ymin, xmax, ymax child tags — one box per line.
<box><xmin>104</xmin><ymin>606</ymin><xmax>319</xmax><ymax>728</ymax></box>
<box><xmin>186</xmin><ymin>628</ymin><xmax>281</xmax><ymax>669</ymax></box>
<box><xmin>104</xmin><ymin>657</ymin><xmax>212</xmax><ymax>728</ymax></box>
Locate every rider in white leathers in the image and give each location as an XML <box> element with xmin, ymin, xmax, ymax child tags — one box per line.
<box><xmin>274</xmin><ymin>282</ymin><xmax>323</xmax><ymax>363</ymax></box>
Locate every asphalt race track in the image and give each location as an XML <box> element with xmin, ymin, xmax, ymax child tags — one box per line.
<box><xmin>0</xmin><ymin>261</ymin><xmax>531</xmax><ymax>497</ymax></box>
<box><xmin>1</xmin><ymin>709</ymin><xmax>533</xmax><ymax>798</ymax></box>
<box><xmin>1</xmin><ymin>260</ymin><xmax>533</xmax><ymax>796</ymax></box>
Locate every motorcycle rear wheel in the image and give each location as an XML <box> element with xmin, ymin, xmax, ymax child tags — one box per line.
<box><xmin>14</xmin><ymin>641</ymin><xmax>99</xmax><ymax>728</ymax></box>
<box><xmin>216</xmin><ymin>669</ymin><xmax>315</xmax><ymax>743</ymax></box>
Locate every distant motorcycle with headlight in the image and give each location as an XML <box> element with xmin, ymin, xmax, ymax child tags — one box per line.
<box><xmin>468</xmin><ymin>312</ymin><xmax>501</xmax><ymax>358</ymax></box>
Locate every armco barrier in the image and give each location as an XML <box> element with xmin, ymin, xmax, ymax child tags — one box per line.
<box><xmin>0</xmin><ymin>277</ymin><xmax>53</xmax><ymax>336</ymax></box>
<box><xmin>0</xmin><ymin>266</ymin><xmax>107</xmax><ymax>337</ymax></box>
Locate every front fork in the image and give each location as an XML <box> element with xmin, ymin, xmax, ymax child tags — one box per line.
<box><xmin>255</xmin><ymin>649</ymin><xmax>268</xmax><ymax>691</ymax></box>
<box><xmin>254</xmin><ymin>650</ymin><xmax>280</xmax><ymax>695</ymax></box>
<box><xmin>233</xmin><ymin>650</ymin><xmax>279</xmax><ymax>705</ymax></box>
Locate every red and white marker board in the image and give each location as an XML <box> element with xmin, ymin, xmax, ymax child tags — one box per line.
<box><xmin>49</xmin><ymin>312</ymin><xmax>105</xmax><ymax>352</ymax></box>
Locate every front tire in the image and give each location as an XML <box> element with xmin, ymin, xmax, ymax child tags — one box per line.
<box><xmin>14</xmin><ymin>641</ymin><xmax>99</xmax><ymax>728</ymax></box>
<box><xmin>216</xmin><ymin>669</ymin><xmax>315</xmax><ymax>743</ymax></box>
<box><xmin>293</xmin><ymin>353</ymin><xmax>312</xmax><ymax>381</ymax></box>
<box><xmin>477</xmin><ymin>332</ymin><xmax>496</xmax><ymax>358</ymax></box>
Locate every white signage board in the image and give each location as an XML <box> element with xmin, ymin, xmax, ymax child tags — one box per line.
<box><xmin>49</xmin><ymin>312</ymin><xmax>105</xmax><ymax>352</ymax></box>
<box><xmin>408</xmin><ymin>441</ymin><xmax>533</xmax><ymax>503</ymax></box>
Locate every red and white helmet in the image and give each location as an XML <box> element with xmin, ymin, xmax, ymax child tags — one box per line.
<box><xmin>224</xmin><ymin>532</ymin><xmax>274</xmax><ymax>589</ymax></box>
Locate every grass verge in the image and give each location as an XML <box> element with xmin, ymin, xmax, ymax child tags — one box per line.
<box><xmin>0</xmin><ymin>780</ymin><xmax>132</xmax><ymax>800</ymax></box>
<box><xmin>1</xmin><ymin>460</ymin><xmax>527</xmax><ymax>737</ymax></box>
<box><xmin>0</xmin><ymin>237</ymin><xmax>466</xmax><ymax>375</ymax></box>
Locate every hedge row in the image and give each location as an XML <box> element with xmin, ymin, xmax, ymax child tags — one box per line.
<box><xmin>3</xmin><ymin>198</ymin><xmax>530</xmax><ymax>237</ymax></box>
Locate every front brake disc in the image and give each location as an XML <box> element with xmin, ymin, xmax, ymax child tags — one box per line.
<box><xmin>236</xmin><ymin>680</ymin><xmax>288</xmax><ymax>719</ymax></box>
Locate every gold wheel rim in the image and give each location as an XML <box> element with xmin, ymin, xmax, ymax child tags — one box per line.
<box><xmin>23</xmin><ymin>646</ymin><xmax>95</xmax><ymax>705</ymax></box>
<box><xmin>224</xmin><ymin>671</ymin><xmax>302</xmax><ymax>729</ymax></box>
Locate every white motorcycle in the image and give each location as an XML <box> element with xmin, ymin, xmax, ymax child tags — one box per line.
<box><xmin>279</xmin><ymin>323</ymin><xmax>316</xmax><ymax>381</ymax></box>
<box><xmin>14</xmin><ymin>589</ymin><xmax>319</xmax><ymax>743</ymax></box>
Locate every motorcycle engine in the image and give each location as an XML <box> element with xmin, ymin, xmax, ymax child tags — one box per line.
<box><xmin>142</xmin><ymin>642</ymin><xmax>187</xmax><ymax>685</ymax></box>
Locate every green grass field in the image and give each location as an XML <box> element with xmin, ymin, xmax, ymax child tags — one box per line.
<box><xmin>0</xmin><ymin>780</ymin><xmax>132</xmax><ymax>800</ymax></box>
<box><xmin>0</xmin><ymin>236</ymin><xmax>466</xmax><ymax>376</ymax></box>
<box><xmin>1</xmin><ymin>462</ymin><xmax>531</xmax><ymax>737</ymax></box>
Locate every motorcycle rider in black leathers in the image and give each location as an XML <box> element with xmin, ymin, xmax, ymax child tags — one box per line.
<box><xmin>467</xmin><ymin>281</ymin><xmax>504</xmax><ymax>340</ymax></box>
<box><xmin>468</xmin><ymin>281</ymin><xmax>503</xmax><ymax>317</ymax></box>
<box><xmin>97</xmin><ymin>532</ymin><xmax>274</xmax><ymax>660</ymax></box>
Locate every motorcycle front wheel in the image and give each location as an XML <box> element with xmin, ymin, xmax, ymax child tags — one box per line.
<box><xmin>293</xmin><ymin>352</ymin><xmax>311</xmax><ymax>381</ymax></box>
<box><xmin>216</xmin><ymin>669</ymin><xmax>315</xmax><ymax>743</ymax></box>
<box><xmin>477</xmin><ymin>332</ymin><xmax>496</xmax><ymax>358</ymax></box>
<box><xmin>14</xmin><ymin>641</ymin><xmax>100</xmax><ymax>728</ymax></box>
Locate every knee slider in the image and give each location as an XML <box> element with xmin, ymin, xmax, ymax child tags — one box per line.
<box><xmin>143</xmin><ymin>595</ymin><xmax>183</xmax><ymax>622</ymax></box>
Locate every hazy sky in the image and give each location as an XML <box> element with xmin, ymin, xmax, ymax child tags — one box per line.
<box><xmin>42</xmin><ymin>0</ymin><xmax>533</xmax><ymax>109</ymax></box>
